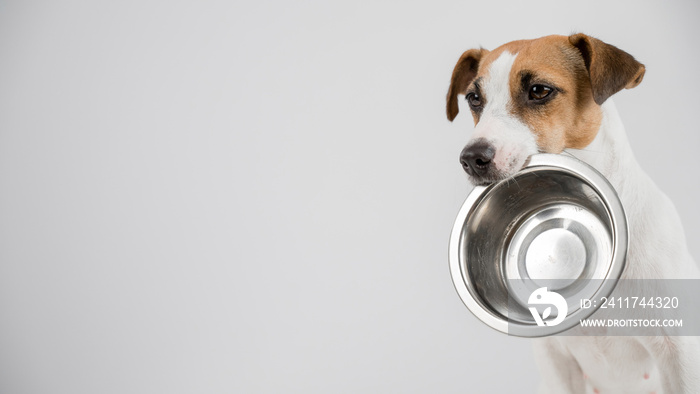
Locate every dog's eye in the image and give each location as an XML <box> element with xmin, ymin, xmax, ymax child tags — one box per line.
<box><xmin>466</xmin><ymin>92</ymin><xmax>482</xmax><ymax>109</ymax></box>
<box><xmin>529</xmin><ymin>85</ymin><xmax>552</xmax><ymax>100</ymax></box>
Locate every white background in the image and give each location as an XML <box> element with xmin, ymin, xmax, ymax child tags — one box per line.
<box><xmin>1</xmin><ymin>1</ymin><xmax>698</xmax><ymax>393</ymax></box>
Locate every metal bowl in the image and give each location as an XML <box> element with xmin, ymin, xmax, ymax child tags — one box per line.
<box><xmin>449</xmin><ymin>154</ymin><xmax>628</xmax><ymax>337</ymax></box>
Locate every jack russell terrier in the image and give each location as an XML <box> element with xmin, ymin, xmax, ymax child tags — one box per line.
<box><xmin>446</xmin><ymin>34</ymin><xmax>700</xmax><ymax>393</ymax></box>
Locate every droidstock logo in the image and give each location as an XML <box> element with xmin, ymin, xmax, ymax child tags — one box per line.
<box><xmin>528</xmin><ymin>287</ymin><xmax>568</xmax><ymax>327</ymax></box>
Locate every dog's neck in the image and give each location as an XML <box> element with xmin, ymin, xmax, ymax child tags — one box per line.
<box><xmin>566</xmin><ymin>100</ymin><xmax>698</xmax><ymax>278</ymax></box>
<box><xmin>565</xmin><ymin>99</ymin><xmax>643</xmax><ymax>197</ymax></box>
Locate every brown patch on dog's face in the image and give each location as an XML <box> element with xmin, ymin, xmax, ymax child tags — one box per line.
<box><xmin>506</xmin><ymin>35</ymin><xmax>603</xmax><ymax>153</ymax></box>
<box><xmin>446</xmin><ymin>48</ymin><xmax>489</xmax><ymax>122</ymax></box>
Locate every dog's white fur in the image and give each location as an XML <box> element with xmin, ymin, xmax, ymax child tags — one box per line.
<box><xmin>471</xmin><ymin>52</ymin><xmax>539</xmax><ymax>175</ymax></box>
<box><xmin>457</xmin><ymin>46</ymin><xmax>700</xmax><ymax>393</ymax></box>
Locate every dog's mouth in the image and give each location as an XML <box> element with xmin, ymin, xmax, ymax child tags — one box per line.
<box><xmin>468</xmin><ymin>172</ymin><xmax>506</xmax><ymax>186</ymax></box>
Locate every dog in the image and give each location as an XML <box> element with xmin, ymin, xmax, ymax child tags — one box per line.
<box><xmin>446</xmin><ymin>34</ymin><xmax>700</xmax><ymax>393</ymax></box>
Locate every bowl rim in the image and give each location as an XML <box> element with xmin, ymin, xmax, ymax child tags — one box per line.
<box><xmin>448</xmin><ymin>153</ymin><xmax>629</xmax><ymax>337</ymax></box>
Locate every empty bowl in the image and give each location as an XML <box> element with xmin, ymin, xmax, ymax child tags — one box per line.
<box><xmin>449</xmin><ymin>153</ymin><xmax>628</xmax><ymax>337</ymax></box>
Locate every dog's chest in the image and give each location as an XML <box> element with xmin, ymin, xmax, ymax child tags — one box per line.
<box><xmin>561</xmin><ymin>337</ymin><xmax>663</xmax><ymax>393</ymax></box>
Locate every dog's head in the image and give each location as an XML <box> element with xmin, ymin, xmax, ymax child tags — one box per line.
<box><xmin>446</xmin><ymin>34</ymin><xmax>645</xmax><ymax>185</ymax></box>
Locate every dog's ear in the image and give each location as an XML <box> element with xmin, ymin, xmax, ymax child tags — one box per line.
<box><xmin>569</xmin><ymin>33</ymin><xmax>645</xmax><ymax>105</ymax></box>
<box><xmin>446</xmin><ymin>48</ymin><xmax>488</xmax><ymax>121</ymax></box>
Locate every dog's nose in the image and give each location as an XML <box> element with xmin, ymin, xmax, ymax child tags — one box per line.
<box><xmin>460</xmin><ymin>142</ymin><xmax>495</xmax><ymax>177</ymax></box>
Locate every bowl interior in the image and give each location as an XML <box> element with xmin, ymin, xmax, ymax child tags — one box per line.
<box><xmin>460</xmin><ymin>167</ymin><xmax>615</xmax><ymax>324</ymax></box>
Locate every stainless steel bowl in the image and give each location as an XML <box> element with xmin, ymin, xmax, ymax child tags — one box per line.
<box><xmin>449</xmin><ymin>153</ymin><xmax>628</xmax><ymax>337</ymax></box>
